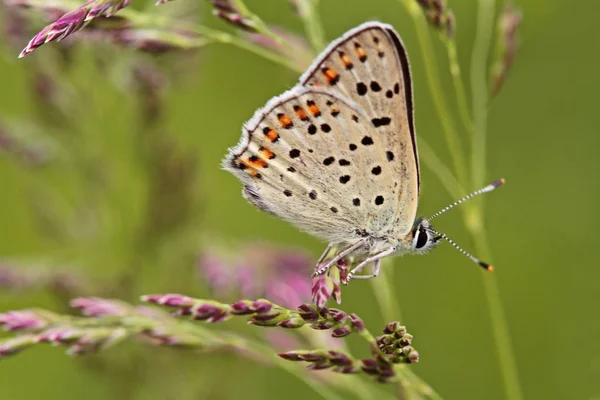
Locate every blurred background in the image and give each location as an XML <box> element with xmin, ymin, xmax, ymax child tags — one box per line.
<box><xmin>0</xmin><ymin>0</ymin><xmax>598</xmax><ymax>399</ymax></box>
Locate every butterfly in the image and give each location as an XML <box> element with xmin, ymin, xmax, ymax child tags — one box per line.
<box><xmin>223</xmin><ymin>21</ymin><xmax>503</xmax><ymax>282</ymax></box>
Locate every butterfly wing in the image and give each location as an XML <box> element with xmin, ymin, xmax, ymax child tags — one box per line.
<box><xmin>224</xmin><ymin>85</ymin><xmax>403</xmax><ymax>245</ymax></box>
<box><xmin>299</xmin><ymin>22</ymin><xmax>420</xmax><ymax>236</ymax></box>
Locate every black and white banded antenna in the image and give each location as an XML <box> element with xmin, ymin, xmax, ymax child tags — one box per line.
<box><xmin>425</xmin><ymin>178</ymin><xmax>506</xmax><ymax>271</ymax></box>
<box><xmin>427</xmin><ymin>228</ymin><xmax>494</xmax><ymax>271</ymax></box>
<box><xmin>428</xmin><ymin>179</ymin><xmax>505</xmax><ymax>221</ymax></box>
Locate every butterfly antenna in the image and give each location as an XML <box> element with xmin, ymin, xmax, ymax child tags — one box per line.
<box><xmin>427</xmin><ymin>228</ymin><xmax>493</xmax><ymax>271</ymax></box>
<box><xmin>428</xmin><ymin>179</ymin><xmax>505</xmax><ymax>221</ymax></box>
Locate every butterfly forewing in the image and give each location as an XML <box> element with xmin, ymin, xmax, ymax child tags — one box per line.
<box><xmin>299</xmin><ymin>22</ymin><xmax>420</xmax><ymax>236</ymax></box>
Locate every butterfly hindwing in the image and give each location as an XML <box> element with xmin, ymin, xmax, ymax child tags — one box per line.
<box><xmin>224</xmin><ymin>85</ymin><xmax>404</xmax><ymax>245</ymax></box>
<box><xmin>299</xmin><ymin>22</ymin><xmax>420</xmax><ymax>236</ymax></box>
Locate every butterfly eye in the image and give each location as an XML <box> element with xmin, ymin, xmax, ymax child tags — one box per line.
<box><xmin>413</xmin><ymin>228</ymin><xmax>430</xmax><ymax>250</ymax></box>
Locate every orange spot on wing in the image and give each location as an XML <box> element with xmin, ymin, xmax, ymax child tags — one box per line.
<box><xmin>293</xmin><ymin>105</ymin><xmax>309</xmax><ymax>121</ymax></box>
<box><xmin>339</xmin><ymin>52</ymin><xmax>353</xmax><ymax>69</ymax></box>
<box><xmin>263</xmin><ymin>127</ymin><xmax>280</xmax><ymax>142</ymax></box>
<box><xmin>306</xmin><ymin>100</ymin><xmax>321</xmax><ymax>117</ymax></box>
<box><xmin>259</xmin><ymin>146</ymin><xmax>275</xmax><ymax>160</ymax></box>
<box><xmin>277</xmin><ymin>113</ymin><xmax>293</xmax><ymax>129</ymax></box>
<box><xmin>247</xmin><ymin>167</ymin><xmax>261</xmax><ymax>178</ymax></box>
<box><xmin>247</xmin><ymin>155</ymin><xmax>267</xmax><ymax>168</ymax></box>
<box><xmin>321</xmin><ymin>67</ymin><xmax>339</xmax><ymax>85</ymax></box>
<box><xmin>354</xmin><ymin>42</ymin><xmax>367</xmax><ymax>62</ymax></box>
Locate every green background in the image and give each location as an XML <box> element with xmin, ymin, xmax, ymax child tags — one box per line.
<box><xmin>0</xmin><ymin>0</ymin><xmax>598</xmax><ymax>399</ymax></box>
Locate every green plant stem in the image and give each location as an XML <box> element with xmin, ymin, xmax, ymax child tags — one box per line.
<box><xmin>399</xmin><ymin>0</ymin><xmax>469</xmax><ymax>187</ymax></box>
<box><xmin>467</xmin><ymin>226</ymin><xmax>522</xmax><ymax>400</ymax></box>
<box><xmin>173</xmin><ymin>323</ymin><xmax>347</xmax><ymax>400</ymax></box>
<box><xmin>469</xmin><ymin>1</ymin><xmax>523</xmax><ymax>400</ymax></box>
<box><xmin>417</xmin><ymin>138</ymin><xmax>464</xmax><ymax>201</ymax></box>
<box><xmin>298</xmin><ymin>0</ymin><xmax>327</xmax><ymax>52</ymax></box>
<box><xmin>117</xmin><ymin>10</ymin><xmax>305</xmax><ymax>73</ymax></box>
<box><xmin>470</xmin><ymin>0</ymin><xmax>494</xmax><ymax>191</ymax></box>
<box><xmin>229</xmin><ymin>0</ymin><xmax>285</xmax><ymax>46</ymax></box>
<box><xmin>369</xmin><ymin>261</ymin><xmax>402</xmax><ymax>322</ymax></box>
<box><xmin>241</xmin><ymin>338</ymin><xmax>346</xmax><ymax>400</ymax></box>
<box><xmin>443</xmin><ymin>38</ymin><xmax>474</xmax><ymax>140</ymax></box>
<box><xmin>370</xmin><ymin>266</ymin><xmax>443</xmax><ymax>400</ymax></box>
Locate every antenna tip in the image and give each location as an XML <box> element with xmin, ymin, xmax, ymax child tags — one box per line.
<box><xmin>492</xmin><ymin>178</ymin><xmax>505</xmax><ymax>188</ymax></box>
<box><xmin>478</xmin><ymin>261</ymin><xmax>494</xmax><ymax>271</ymax></box>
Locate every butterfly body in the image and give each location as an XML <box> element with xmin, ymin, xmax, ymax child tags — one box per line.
<box><xmin>224</xmin><ymin>22</ymin><xmax>460</xmax><ymax>280</ymax></box>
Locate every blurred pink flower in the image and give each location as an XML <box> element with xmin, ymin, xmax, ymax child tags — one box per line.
<box><xmin>198</xmin><ymin>242</ymin><xmax>313</xmax><ymax>309</ymax></box>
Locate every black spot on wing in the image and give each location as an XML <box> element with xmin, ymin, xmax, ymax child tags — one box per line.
<box><xmin>370</xmin><ymin>81</ymin><xmax>382</xmax><ymax>92</ymax></box>
<box><xmin>372</xmin><ymin>117</ymin><xmax>391</xmax><ymax>127</ymax></box>
<box><xmin>356</xmin><ymin>82</ymin><xmax>367</xmax><ymax>96</ymax></box>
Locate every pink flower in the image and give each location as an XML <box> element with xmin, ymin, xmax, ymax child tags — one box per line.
<box><xmin>19</xmin><ymin>0</ymin><xmax>131</xmax><ymax>58</ymax></box>
<box><xmin>198</xmin><ymin>242</ymin><xmax>313</xmax><ymax>309</ymax></box>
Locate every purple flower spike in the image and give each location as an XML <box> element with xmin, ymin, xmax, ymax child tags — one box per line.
<box><xmin>305</xmin><ymin>362</ymin><xmax>331</xmax><ymax>371</ymax></box>
<box><xmin>251</xmin><ymin>311</ymin><xmax>281</xmax><ymax>322</ymax></box>
<box><xmin>18</xmin><ymin>0</ymin><xmax>132</xmax><ymax>58</ymax></box>
<box><xmin>349</xmin><ymin>313</ymin><xmax>365</xmax><ymax>333</ymax></box>
<box><xmin>333</xmin><ymin>365</ymin><xmax>360</xmax><ymax>374</ymax></box>
<box><xmin>399</xmin><ymin>334</ymin><xmax>413</xmax><ymax>346</ymax></box>
<box><xmin>37</xmin><ymin>327</ymin><xmax>80</xmax><ymax>344</ymax></box>
<box><xmin>383</xmin><ymin>321</ymin><xmax>400</xmax><ymax>334</ymax></box>
<box><xmin>0</xmin><ymin>310</ymin><xmax>49</xmax><ymax>332</ymax></box>
<box><xmin>276</xmin><ymin>318</ymin><xmax>305</xmax><ymax>329</ymax></box>
<box><xmin>140</xmin><ymin>294</ymin><xmax>196</xmax><ymax>308</ymax></box>
<box><xmin>331</xmin><ymin>326</ymin><xmax>352</xmax><ymax>338</ymax></box>
<box><xmin>327</xmin><ymin>308</ymin><xmax>348</xmax><ymax>324</ymax></box>
<box><xmin>212</xmin><ymin>10</ymin><xmax>257</xmax><ymax>32</ymax></box>
<box><xmin>298</xmin><ymin>352</ymin><xmax>326</xmax><ymax>362</ymax></box>
<box><xmin>192</xmin><ymin>304</ymin><xmax>221</xmax><ymax>321</ymax></box>
<box><xmin>206</xmin><ymin>310</ymin><xmax>230</xmax><ymax>323</ymax></box>
<box><xmin>408</xmin><ymin>350</ymin><xmax>420</xmax><ymax>363</ymax></box>
<box><xmin>297</xmin><ymin>303</ymin><xmax>319</xmax><ymax>322</ymax></box>
<box><xmin>277</xmin><ymin>352</ymin><xmax>302</xmax><ymax>361</ymax></box>
<box><xmin>327</xmin><ymin>350</ymin><xmax>352</xmax><ymax>366</ymax></box>
<box><xmin>310</xmin><ymin>321</ymin><xmax>335</xmax><ymax>330</ymax></box>
<box><xmin>230</xmin><ymin>300</ymin><xmax>254</xmax><ymax>315</ymax></box>
<box><xmin>210</xmin><ymin>0</ymin><xmax>237</xmax><ymax>13</ymax></box>
<box><xmin>70</xmin><ymin>298</ymin><xmax>130</xmax><ymax>317</ymax></box>
<box><xmin>311</xmin><ymin>273</ymin><xmax>333</xmax><ymax>308</ymax></box>
<box><xmin>250</xmin><ymin>300</ymin><xmax>273</xmax><ymax>314</ymax></box>
<box><xmin>394</xmin><ymin>326</ymin><xmax>407</xmax><ymax>338</ymax></box>
<box><xmin>0</xmin><ymin>335</ymin><xmax>37</xmax><ymax>358</ymax></box>
<box><xmin>360</xmin><ymin>359</ymin><xmax>379</xmax><ymax>374</ymax></box>
<box><xmin>377</xmin><ymin>364</ymin><xmax>396</xmax><ymax>378</ymax></box>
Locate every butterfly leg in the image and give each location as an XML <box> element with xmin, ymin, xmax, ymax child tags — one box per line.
<box><xmin>346</xmin><ymin>247</ymin><xmax>396</xmax><ymax>282</ymax></box>
<box><xmin>347</xmin><ymin>259</ymin><xmax>382</xmax><ymax>281</ymax></box>
<box><xmin>315</xmin><ymin>243</ymin><xmax>334</xmax><ymax>266</ymax></box>
<box><xmin>312</xmin><ymin>239</ymin><xmax>367</xmax><ymax>277</ymax></box>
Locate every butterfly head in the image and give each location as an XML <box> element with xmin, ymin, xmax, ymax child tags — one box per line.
<box><xmin>409</xmin><ymin>217</ymin><xmax>440</xmax><ymax>255</ymax></box>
